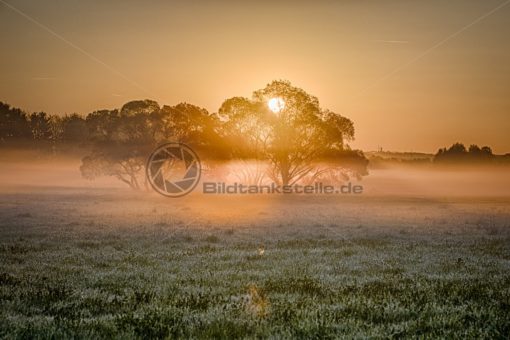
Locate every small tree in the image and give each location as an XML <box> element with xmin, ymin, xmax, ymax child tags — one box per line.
<box><xmin>80</xmin><ymin>149</ymin><xmax>145</xmax><ymax>190</ymax></box>
<box><xmin>29</xmin><ymin>112</ymin><xmax>50</xmax><ymax>140</ymax></box>
<box><xmin>48</xmin><ymin>116</ymin><xmax>64</xmax><ymax>140</ymax></box>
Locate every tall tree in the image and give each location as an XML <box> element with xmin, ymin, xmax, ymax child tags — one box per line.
<box><xmin>218</xmin><ymin>80</ymin><xmax>366</xmax><ymax>185</ymax></box>
<box><xmin>0</xmin><ymin>102</ymin><xmax>31</xmax><ymax>141</ymax></box>
<box><xmin>29</xmin><ymin>112</ymin><xmax>50</xmax><ymax>140</ymax></box>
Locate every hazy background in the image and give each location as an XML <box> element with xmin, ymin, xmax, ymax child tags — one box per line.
<box><xmin>1</xmin><ymin>0</ymin><xmax>509</xmax><ymax>153</ymax></box>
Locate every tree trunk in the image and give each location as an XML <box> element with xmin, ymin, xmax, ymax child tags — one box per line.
<box><xmin>279</xmin><ymin>160</ymin><xmax>291</xmax><ymax>186</ymax></box>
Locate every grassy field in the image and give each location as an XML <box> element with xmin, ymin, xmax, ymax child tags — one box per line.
<box><xmin>1</xmin><ymin>183</ymin><xmax>509</xmax><ymax>338</ymax></box>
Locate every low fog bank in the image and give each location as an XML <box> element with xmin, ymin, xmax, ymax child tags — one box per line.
<box><xmin>1</xmin><ymin>150</ymin><xmax>509</xmax><ymax>198</ymax></box>
<box><xmin>362</xmin><ymin>164</ymin><xmax>510</xmax><ymax>197</ymax></box>
<box><xmin>0</xmin><ymin>149</ymin><xmax>126</xmax><ymax>190</ymax></box>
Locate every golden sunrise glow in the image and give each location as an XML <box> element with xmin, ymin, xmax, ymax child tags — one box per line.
<box><xmin>1</xmin><ymin>1</ymin><xmax>509</xmax><ymax>152</ymax></box>
<box><xmin>268</xmin><ymin>97</ymin><xmax>285</xmax><ymax>113</ymax></box>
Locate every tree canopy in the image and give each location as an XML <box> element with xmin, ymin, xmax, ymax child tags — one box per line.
<box><xmin>218</xmin><ymin>80</ymin><xmax>365</xmax><ymax>185</ymax></box>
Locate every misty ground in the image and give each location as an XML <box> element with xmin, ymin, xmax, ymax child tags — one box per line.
<box><xmin>0</xmin><ymin>156</ymin><xmax>509</xmax><ymax>338</ymax></box>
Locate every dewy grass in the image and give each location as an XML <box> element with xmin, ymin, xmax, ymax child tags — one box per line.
<box><xmin>0</xmin><ymin>191</ymin><xmax>509</xmax><ymax>338</ymax></box>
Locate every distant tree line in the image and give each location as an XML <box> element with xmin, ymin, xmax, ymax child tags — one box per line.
<box><xmin>0</xmin><ymin>102</ymin><xmax>88</xmax><ymax>147</ymax></box>
<box><xmin>1</xmin><ymin>81</ymin><xmax>369</xmax><ymax>189</ymax></box>
<box><xmin>434</xmin><ymin>143</ymin><xmax>510</xmax><ymax>165</ymax></box>
<box><xmin>366</xmin><ymin>144</ymin><xmax>509</xmax><ymax>168</ymax></box>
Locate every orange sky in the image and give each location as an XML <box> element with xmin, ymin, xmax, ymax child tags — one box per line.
<box><xmin>1</xmin><ymin>0</ymin><xmax>509</xmax><ymax>153</ymax></box>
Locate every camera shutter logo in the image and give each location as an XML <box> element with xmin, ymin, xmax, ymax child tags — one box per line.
<box><xmin>146</xmin><ymin>143</ymin><xmax>201</xmax><ymax>197</ymax></box>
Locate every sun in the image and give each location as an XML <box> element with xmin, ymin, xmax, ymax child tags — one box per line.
<box><xmin>268</xmin><ymin>97</ymin><xmax>285</xmax><ymax>113</ymax></box>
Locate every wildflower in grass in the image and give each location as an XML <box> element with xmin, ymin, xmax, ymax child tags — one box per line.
<box><xmin>258</xmin><ymin>246</ymin><xmax>265</xmax><ymax>256</ymax></box>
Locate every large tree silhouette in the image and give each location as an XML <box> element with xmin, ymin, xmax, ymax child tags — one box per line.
<box><xmin>80</xmin><ymin>100</ymin><xmax>220</xmax><ymax>189</ymax></box>
<box><xmin>218</xmin><ymin>80</ymin><xmax>367</xmax><ymax>185</ymax></box>
<box><xmin>80</xmin><ymin>100</ymin><xmax>159</xmax><ymax>190</ymax></box>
